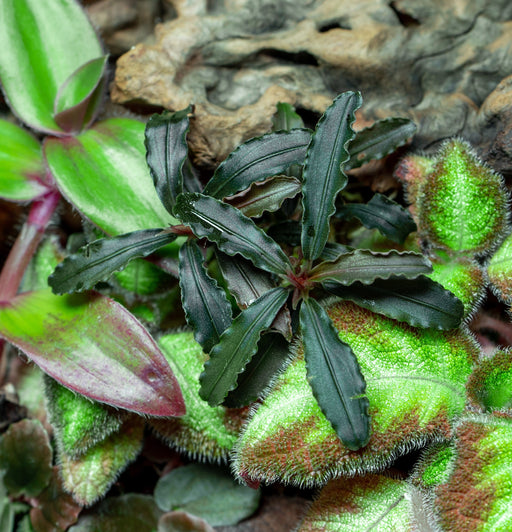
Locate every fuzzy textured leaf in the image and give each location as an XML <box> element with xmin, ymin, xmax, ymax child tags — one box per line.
<box><xmin>179</xmin><ymin>240</ymin><xmax>232</xmax><ymax>353</ymax></box>
<box><xmin>49</xmin><ymin>229</ymin><xmax>177</xmax><ymax>294</ymax></box>
<box><xmin>154</xmin><ymin>463</ymin><xmax>260</xmax><ymax>526</ymax></box>
<box><xmin>53</xmin><ymin>56</ymin><xmax>107</xmax><ymax>133</ymax></box>
<box><xmin>487</xmin><ymin>231</ymin><xmax>512</xmax><ymax>304</ymax></box>
<box><xmin>145</xmin><ymin>107</ymin><xmax>192</xmax><ymax>213</ymax></box>
<box><xmin>0</xmin><ymin>0</ymin><xmax>103</xmax><ymax>133</ymax></box>
<box><xmin>301</xmin><ymin>299</ymin><xmax>369</xmax><ymax>450</ymax></box>
<box><xmin>203</xmin><ymin>129</ymin><xmax>311</xmax><ymax>199</ymax></box>
<box><xmin>0</xmin><ymin>289</ymin><xmax>185</xmax><ymax>416</ymax></box>
<box><xmin>233</xmin><ymin>300</ymin><xmax>476</xmax><ymax>487</ymax></box>
<box><xmin>301</xmin><ymin>91</ymin><xmax>362</xmax><ymax>261</ymax></box>
<box><xmin>44</xmin><ymin>118</ymin><xmax>176</xmax><ymax>235</ymax></box>
<box><xmin>150</xmin><ymin>332</ymin><xmax>247</xmax><ymax>461</ymax></box>
<box><xmin>345</xmin><ymin>117</ymin><xmax>417</xmax><ymax>170</ymax></box>
<box><xmin>225</xmin><ymin>175</ymin><xmax>301</xmax><ymax>218</ymax></box>
<box><xmin>175</xmin><ymin>193</ymin><xmax>291</xmax><ymax>276</ymax></box>
<box><xmin>310</xmin><ymin>249</ymin><xmax>431</xmax><ymax>285</ymax></box>
<box><xmin>0</xmin><ymin>119</ymin><xmax>48</xmax><ymax>202</ymax></box>
<box><xmin>324</xmin><ymin>276</ymin><xmax>464</xmax><ymax>330</ymax></box>
<box><xmin>200</xmin><ymin>287</ymin><xmax>289</xmax><ymax>406</ymax></box>
<box><xmin>336</xmin><ymin>193</ymin><xmax>417</xmax><ymax>244</ymax></box>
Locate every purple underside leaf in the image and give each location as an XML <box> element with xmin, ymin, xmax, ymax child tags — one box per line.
<box><xmin>301</xmin><ymin>91</ymin><xmax>362</xmax><ymax>261</ymax></box>
<box><xmin>0</xmin><ymin>289</ymin><xmax>185</xmax><ymax>417</ymax></box>
<box><xmin>0</xmin><ymin>0</ymin><xmax>103</xmax><ymax>134</ymax></box>
<box><xmin>309</xmin><ymin>249</ymin><xmax>432</xmax><ymax>285</ymax></box>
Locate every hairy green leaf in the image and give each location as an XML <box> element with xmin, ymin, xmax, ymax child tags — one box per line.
<box><xmin>145</xmin><ymin>107</ymin><xmax>192</xmax><ymax>213</ymax></box>
<box><xmin>272</xmin><ymin>102</ymin><xmax>305</xmax><ymax>131</ymax></box>
<box><xmin>224</xmin><ymin>332</ymin><xmax>291</xmax><ymax>407</ymax></box>
<box><xmin>49</xmin><ymin>229</ymin><xmax>177</xmax><ymax>294</ymax></box>
<box><xmin>0</xmin><ymin>289</ymin><xmax>185</xmax><ymax>416</ymax></box>
<box><xmin>53</xmin><ymin>56</ymin><xmax>107</xmax><ymax>133</ymax></box>
<box><xmin>175</xmin><ymin>193</ymin><xmax>291</xmax><ymax>276</ymax></box>
<box><xmin>301</xmin><ymin>91</ymin><xmax>362</xmax><ymax>261</ymax></box>
<box><xmin>0</xmin><ymin>0</ymin><xmax>103</xmax><ymax>133</ymax></box>
<box><xmin>203</xmin><ymin>129</ymin><xmax>311</xmax><ymax>199</ymax></box>
<box><xmin>310</xmin><ymin>249</ymin><xmax>431</xmax><ymax>285</ymax></box>
<box><xmin>225</xmin><ymin>175</ymin><xmax>301</xmax><ymax>218</ymax></box>
<box><xmin>44</xmin><ymin>118</ymin><xmax>176</xmax><ymax>235</ymax></box>
<box><xmin>337</xmin><ymin>193</ymin><xmax>417</xmax><ymax>244</ymax></box>
<box><xmin>345</xmin><ymin>117</ymin><xmax>417</xmax><ymax>170</ymax></box>
<box><xmin>0</xmin><ymin>119</ymin><xmax>48</xmax><ymax>202</ymax></box>
<box><xmin>300</xmin><ymin>298</ymin><xmax>369</xmax><ymax>450</ymax></box>
<box><xmin>154</xmin><ymin>463</ymin><xmax>260</xmax><ymax>526</ymax></box>
<box><xmin>200</xmin><ymin>287</ymin><xmax>289</xmax><ymax>406</ymax></box>
<box><xmin>324</xmin><ymin>276</ymin><xmax>464</xmax><ymax>330</ymax></box>
<box><xmin>150</xmin><ymin>332</ymin><xmax>247</xmax><ymax>461</ymax></box>
<box><xmin>487</xmin><ymin>231</ymin><xmax>512</xmax><ymax>304</ymax></box>
<box><xmin>179</xmin><ymin>240</ymin><xmax>232</xmax><ymax>353</ymax></box>
<box><xmin>233</xmin><ymin>300</ymin><xmax>476</xmax><ymax>487</ymax></box>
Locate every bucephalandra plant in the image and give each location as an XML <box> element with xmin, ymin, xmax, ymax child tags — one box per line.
<box><xmin>1</xmin><ymin>0</ymin><xmax>512</xmax><ymax>530</ymax></box>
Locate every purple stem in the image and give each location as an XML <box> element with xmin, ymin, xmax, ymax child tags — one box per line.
<box><xmin>0</xmin><ymin>190</ymin><xmax>60</xmax><ymax>302</ymax></box>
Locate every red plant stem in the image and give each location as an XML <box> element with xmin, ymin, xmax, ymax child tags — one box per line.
<box><xmin>0</xmin><ymin>190</ymin><xmax>60</xmax><ymax>302</ymax></box>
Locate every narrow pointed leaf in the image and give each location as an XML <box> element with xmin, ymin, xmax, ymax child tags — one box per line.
<box><xmin>272</xmin><ymin>102</ymin><xmax>305</xmax><ymax>131</ymax></box>
<box><xmin>0</xmin><ymin>119</ymin><xmax>49</xmax><ymax>202</ymax></box>
<box><xmin>203</xmin><ymin>129</ymin><xmax>312</xmax><ymax>199</ymax></box>
<box><xmin>337</xmin><ymin>193</ymin><xmax>417</xmax><ymax>244</ymax></box>
<box><xmin>0</xmin><ymin>289</ymin><xmax>185</xmax><ymax>416</ymax></box>
<box><xmin>150</xmin><ymin>332</ymin><xmax>248</xmax><ymax>461</ymax></box>
<box><xmin>145</xmin><ymin>107</ymin><xmax>192</xmax><ymax>213</ymax></box>
<box><xmin>224</xmin><ymin>332</ymin><xmax>291</xmax><ymax>408</ymax></box>
<box><xmin>324</xmin><ymin>276</ymin><xmax>464</xmax><ymax>330</ymax></box>
<box><xmin>216</xmin><ymin>252</ymin><xmax>276</xmax><ymax>309</ymax></box>
<box><xmin>301</xmin><ymin>91</ymin><xmax>362</xmax><ymax>261</ymax></box>
<box><xmin>225</xmin><ymin>175</ymin><xmax>301</xmax><ymax>218</ymax></box>
<box><xmin>53</xmin><ymin>56</ymin><xmax>108</xmax><ymax>133</ymax></box>
<box><xmin>0</xmin><ymin>0</ymin><xmax>103</xmax><ymax>133</ymax></box>
<box><xmin>49</xmin><ymin>229</ymin><xmax>177</xmax><ymax>294</ymax></box>
<box><xmin>44</xmin><ymin>118</ymin><xmax>176</xmax><ymax>235</ymax></box>
<box><xmin>175</xmin><ymin>193</ymin><xmax>291</xmax><ymax>275</ymax></box>
<box><xmin>310</xmin><ymin>249</ymin><xmax>431</xmax><ymax>285</ymax></box>
<box><xmin>345</xmin><ymin>117</ymin><xmax>417</xmax><ymax>170</ymax></box>
<box><xmin>179</xmin><ymin>240</ymin><xmax>232</xmax><ymax>353</ymax></box>
<box><xmin>200</xmin><ymin>287</ymin><xmax>289</xmax><ymax>406</ymax></box>
<box><xmin>300</xmin><ymin>298</ymin><xmax>369</xmax><ymax>450</ymax></box>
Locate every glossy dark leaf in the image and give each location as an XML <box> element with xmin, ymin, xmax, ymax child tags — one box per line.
<box><xmin>49</xmin><ymin>229</ymin><xmax>177</xmax><ymax>294</ymax></box>
<box><xmin>300</xmin><ymin>298</ymin><xmax>369</xmax><ymax>451</ymax></box>
<box><xmin>324</xmin><ymin>276</ymin><xmax>464</xmax><ymax>330</ymax></box>
<box><xmin>203</xmin><ymin>129</ymin><xmax>312</xmax><ymax>199</ymax></box>
<box><xmin>345</xmin><ymin>117</ymin><xmax>417</xmax><ymax>170</ymax></box>
<box><xmin>224</xmin><ymin>333</ymin><xmax>291</xmax><ymax>407</ymax></box>
<box><xmin>272</xmin><ymin>102</ymin><xmax>305</xmax><ymax>131</ymax></box>
<box><xmin>320</xmin><ymin>243</ymin><xmax>354</xmax><ymax>262</ymax></box>
<box><xmin>225</xmin><ymin>175</ymin><xmax>301</xmax><ymax>218</ymax></box>
<box><xmin>175</xmin><ymin>193</ymin><xmax>291</xmax><ymax>276</ymax></box>
<box><xmin>145</xmin><ymin>107</ymin><xmax>192</xmax><ymax>214</ymax></box>
<box><xmin>179</xmin><ymin>240</ymin><xmax>232</xmax><ymax>353</ymax></box>
<box><xmin>199</xmin><ymin>287</ymin><xmax>289</xmax><ymax>406</ymax></box>
<box><xmin>216</xmin><ymin>251</ymin><xmax>276</xmax><ymax>309</ymax></box>
<box><xmin>267</xmin><ymin>221</ymin><xmax>302</xmax><ymax>247</ymax></box>
<box><xmin>337</xmin><ymin>193</ymin><xmax>417</xmax><ymax>244</ymax></box>
<box><xmin>310</xmin><ymin>249</ymin><xmax>431</xmax><ymax>285</ymax></box>
<box><xmin>301</xmin><ymin>91</ymin><xmax>362</xmax><ymax>261</ymax></box>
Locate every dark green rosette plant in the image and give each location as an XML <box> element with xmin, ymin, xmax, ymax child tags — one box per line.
<box><xmin>50</xmin><ymin>91</ymin><xmax>464</xmax><ymax>451</ymax></box>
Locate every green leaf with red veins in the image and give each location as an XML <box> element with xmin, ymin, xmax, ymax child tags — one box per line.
<box><xmin>310</xmin><ymin>249</ymin><xmax>432</xmax><ymax>285</ymax></box>
<box><xmin>233</xmin><ymin>300</ymin><xmax>476</xmax><ymax>487</ymax></box>
<box><xmin>0</xmin><ymin>0</ymin><xmax>103</xmax><ymax>134</ymax></box>
<box><xmin>0</xmin><ymin>419</ymin><xmax>52</xmax><ymax>498</ymax></box>
<box><xmin>0</xmin><ymin>119</ymin><xmax>49</xmax><ymax>202</ymax></box>
<box><xmin>203</xmin><ymin>129</ymin><xmax>312</xmax><ymax>199</ymax></box>
<box><xmin>145</xmin><ymin>107</ymin><xmax>192</xmax><ymax>214</ymax></box>
<box><xmin>0</xmin><ymin>289</ymin><xmax>185</xmax><ymax>417</ymax></box>
<box><xmin>44</xmin><ymin>118</ymin><xmax>177</xmax><ymax>235</ymax></box>
<box><xmin>53</xmin><ymin>56</ymin><xmax>108</xmax><ymax>134</ymax></box>
<box><xmin>301</xmin><ymin>91</ymin><xmax>362</xmax><ymax>261</ymax></box>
